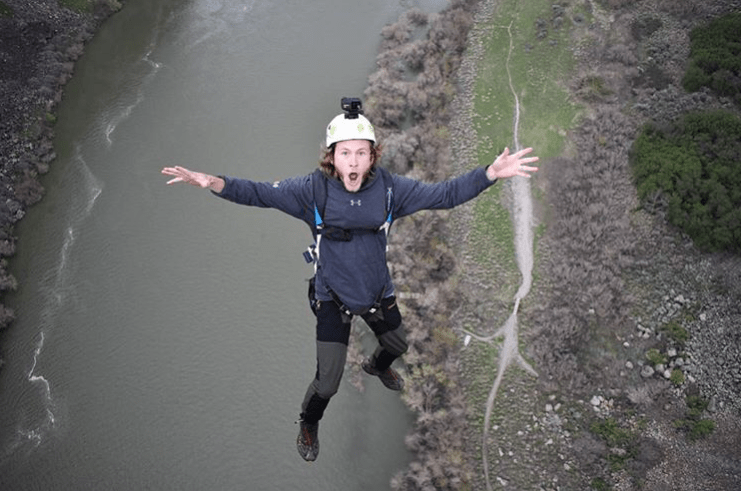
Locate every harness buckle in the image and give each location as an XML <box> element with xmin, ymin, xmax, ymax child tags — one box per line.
<box><xmin>303</xmin><ymin>244</ymin><xmax>317</xmax><ymax>264</ymax></box>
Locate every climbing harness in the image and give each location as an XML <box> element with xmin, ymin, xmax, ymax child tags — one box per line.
<box><xmin>303</xmin><ymin>168</ymin><xmax>394</xmax><ymax>321</ymax></box>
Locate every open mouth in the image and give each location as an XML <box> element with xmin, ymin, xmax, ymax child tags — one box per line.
<box><xmin>343</xmin><ymin>172</ymin><xmax>362</xmax><ymax>191</ymax></box>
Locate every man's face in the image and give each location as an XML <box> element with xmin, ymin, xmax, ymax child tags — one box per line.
<box><xmin>333</xmin><ymin>139</ymin><xmax>374</xmax><ymax>193</ymax></box>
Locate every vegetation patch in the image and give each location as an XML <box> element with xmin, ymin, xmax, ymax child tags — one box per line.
<box><xmin>669</xmin><ymin>368</ymin><xmax>685</xmax><ymax>386</ymax></box>
<box><xmin>0</xmin><ymin>1</ymin><xmax>13</xmax><ymax>17</ymax></box>
<box><xmin>59</xmin><ymin>0</ymin><xmax>93</xmax><ymax>13</ymax></box>
<box><xmin>682</xmin><ymin>12</ymin><xmax>741</xmax><ymax>106</ymax></box>
<box><xmin>469</xmin><ymin>188</ymin><xmax>516</xmax><ymax>279</ymax></box>
<box><xmin>645</xmin><ymin>348</ymin><xmax>667</xmax><ymax>366</ymax></box>
<box><xmin>660</xmin><ymin>320</ymin><xmax>689</xmax><ymax>345</ymax></box>
<box><xmin>589</xmin><ymin>417</ymin><xmax>638</xmax><ymax>471</ymax></box>
<box><xmin>673</xmin><ymin>395</ymin><xmax>716</xmax><ymax>441</ymax></box>
<box><xmin>630</xmin><ymin>109</ymin><xmax>741</xmax><ymax>253</ymax></box>
<box><xmin>470</xmin><ymin>0</ymin><xmax>580</xmax><ymax>289</ymax></box>
<box><xmin>58</xmin><ymin>0</ymin><xmax>121</xmax><ymax>14</ymax></box>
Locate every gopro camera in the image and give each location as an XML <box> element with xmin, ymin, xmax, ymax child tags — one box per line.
<box><xmin>340</xmin><ymin>97</ymin><xmax>363</xmax><ymax>119</ymax></box>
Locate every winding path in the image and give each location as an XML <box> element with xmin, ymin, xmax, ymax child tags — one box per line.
<box><xmin>463</xmin><ymin>21</ymin><xmax>538</xmax><ymax>491</ymax></box>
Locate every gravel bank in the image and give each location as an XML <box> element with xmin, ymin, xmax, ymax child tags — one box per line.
<box><xmin>0</xmin><ymin>0</ymin><xmax>120</xmax><ymax>342</ymax></box>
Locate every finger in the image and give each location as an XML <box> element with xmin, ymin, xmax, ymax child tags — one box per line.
<box><xmin>162</xmin><ymin>167</ymin><xmax>186</xmax><ymax>177</ymax></box>
<box><xmin>166</xmin><ymin>177</ymin><xmax>183</xmax><ymax>185</ymax></box>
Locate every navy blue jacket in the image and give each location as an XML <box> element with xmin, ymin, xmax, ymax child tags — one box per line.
<box><xmin>216</xmin><ymin>166</ymin><xmax>496</xmax><ymax>312</ymax></box>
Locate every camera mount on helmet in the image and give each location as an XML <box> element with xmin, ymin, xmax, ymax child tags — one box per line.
<box><xmin>340</xmin><ymin>97</ymin><xmax>363</xmax><ymax>120</ymax></box>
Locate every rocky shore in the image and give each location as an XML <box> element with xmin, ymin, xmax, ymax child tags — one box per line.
<box><xmin>0</xmin><ymin>0</ymin><xmax>121</xmax><ymax>340</ymax></box>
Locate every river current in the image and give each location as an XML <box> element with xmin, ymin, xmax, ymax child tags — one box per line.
<box><xmin>0</xmin><ymin>1</ymin><xmax>447</xmax><ymax>489</ymax></box>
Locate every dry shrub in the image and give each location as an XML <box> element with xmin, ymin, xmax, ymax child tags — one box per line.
<box><xmin>529</xmin><ymin>108</ymin><xmax>638</xmax><ymax>392</ymax></box>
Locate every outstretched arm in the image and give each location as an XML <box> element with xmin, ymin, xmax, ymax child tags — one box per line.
<box><xmin>486</xmin><ymin>147</ymin><xmax>539</xmax><ymax>180</ymax></box>
<box><xmin>161</xmin><ymin>166</ymin><xmax>225</xmax><ymax>193</ymax></box>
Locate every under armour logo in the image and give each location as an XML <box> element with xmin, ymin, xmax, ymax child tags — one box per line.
<box><xmin>350</xmin><ymin>200</ymin><xmax>361</xmax><ymax>206</ymax></box>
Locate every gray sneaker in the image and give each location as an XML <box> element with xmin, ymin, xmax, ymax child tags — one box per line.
<box><xmin>362</xmin><ymin>359</ymin><xmax>404</xmax><ymax>391</ymax></box>
<box><xmin>296</xmin><ymin>420</ymin><xmax>319</xmax><ymax>462</ymax></box>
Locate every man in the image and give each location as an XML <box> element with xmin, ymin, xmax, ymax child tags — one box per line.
<box><xmin>161</xmin><ymin>98</ymin><xmax>538</xmax><ymax>461</ymax></box>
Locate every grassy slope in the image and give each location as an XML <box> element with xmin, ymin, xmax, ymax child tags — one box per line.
<box><xmin>462</xmin><ymin>0</ymin><xmax>583</xmax><ymax>486</ymax></box>
<box><xmin>468</xmin><ymin>0</ymin><xmax>581</xmax><ymax>295</ymax></box>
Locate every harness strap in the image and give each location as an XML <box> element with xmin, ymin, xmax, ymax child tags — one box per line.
<box><xmin>327</xmin><ymin>285</ymin><xmax>386</xmax><ymax>323</ymax></box>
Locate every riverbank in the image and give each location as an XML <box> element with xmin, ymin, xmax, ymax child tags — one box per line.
<box><xmin>0</xmin><ymin>0</ymin><xmax>122</xmax><ymax>343</ymax></box>
<box><xmin>361</xmin><ymin>0</ymin><xmax>741</xmax><ymax>489</ymax></box>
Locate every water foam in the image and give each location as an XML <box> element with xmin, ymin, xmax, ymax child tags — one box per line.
<box><xmin>24</xmin><ymin>333</ymin><xmax>56</xmax><ymax>442</ymax></box>
<box><xmin>104</xmin><ymin>39</ymin><xmax>162</xmax><ymax>147</ymax></box>
<box><xmin>10</xmin><ymin>152</ymin><xmax>102</xmax><ymax>453</ymax></box>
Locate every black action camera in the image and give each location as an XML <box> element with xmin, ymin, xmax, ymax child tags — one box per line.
<box><xmin>340</xmin><ymin>97</ymin><xmax>363</xmax><ymax>119</ymax></box>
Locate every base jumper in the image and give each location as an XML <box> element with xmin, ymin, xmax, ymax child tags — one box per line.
<box><xmin>162</xmin><ymin>97</ymin><xmax>538</xmax><ymax>461</ymax></box>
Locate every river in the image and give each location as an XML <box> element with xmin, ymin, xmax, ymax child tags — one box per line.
<box><xmin>0</xmin><ymin>1</ymin><xmax>447</xmax><ymax>489</ymax></box>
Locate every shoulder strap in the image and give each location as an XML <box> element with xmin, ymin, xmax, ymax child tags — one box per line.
<box><xmin>310</xmin><ymin>168</ymin><xmax>328</xmax><ymax>233</ymax></box>
<box><xmin>303</xmin><ymin>169</ymin><xmax>327</xmax><ymax>266</ymax></box>
<box><xmin>377</xmin><ymin>167</ymin><xmax>395</xmax><ymax>234</ymax></box>
<box><xmin>304</xmin><ymin>167</ymin><xmax>395</xmax><ymax>264</ymax></box>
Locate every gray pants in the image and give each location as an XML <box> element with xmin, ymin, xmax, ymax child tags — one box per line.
<box><xmin>300</xmin><ymin>296</ymin><xmax>407</xmax><ymax>423</ymax></box>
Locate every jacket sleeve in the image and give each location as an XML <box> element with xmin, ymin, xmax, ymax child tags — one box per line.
<box><xmin>212</xmin><ymin>174</ymin><xmax>314</xmax><ymax>223</ymax></box>
<box><xmin>391</xmin><ymin>166</ymin><xmax>497</xmax><ymax>218</ymax></box>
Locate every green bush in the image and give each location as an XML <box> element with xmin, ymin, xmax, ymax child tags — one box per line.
<box><xmin>669</xmin><ymin>368</ymin><xmax>685</xmax><ymax>386</ymax></box>
<box><xmin>59</xmin><ymin>0</ymin><xmax>92</xmax><ymax>13</ymax></box>
<box><xmin>590</xmin><ymin>417</ymin><xmax>637</xmax><ymax>471</ymax></box>
<box><xmin>682</xmin><ymin>13</ymin><xmax>741</xmax><ymax>105</ymax></box>
<box><xmin>0</xmin><ymin>1</ymin><xmax>13</xmax><ymax>17</ymax></box>
<box><xmin>590</xmin><ymin>477</ymin><xmax>609</xmax><ymax>491</ymax></box>
<box><xmin>661</xmin><ymin>320</ymin><xmax>689</xmax><ymax>345</ymax></box>
<box><xmin>674</xmin><ymin>395</ymin><xmax>715</xmax><ymax>441</ymax></box>
<box><xmin>631</xmin><ymin>110</ymin><xmax>741</xmax><ymax>253</ymax></box>
<box><xmin>645</xmin><ymin>348</ymin><xmax>667</xmax><ymax>366</ymax></box>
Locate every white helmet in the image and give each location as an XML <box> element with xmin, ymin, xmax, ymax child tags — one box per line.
<box><xmin>326</xmin><ymin>98</ymin><xmax>376</xmax><ymax>146</ymax></box>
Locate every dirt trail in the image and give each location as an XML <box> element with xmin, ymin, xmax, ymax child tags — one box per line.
<box><xmin>463</xmin><ymin>21</ymin><xmax>538</xmax><ymax>491</ymax></box>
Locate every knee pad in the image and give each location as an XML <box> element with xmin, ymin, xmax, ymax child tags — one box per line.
<box><xmin>379</xmin><ymin>326</ymin><xmax>408</xmax><ymax>357</ymax></box>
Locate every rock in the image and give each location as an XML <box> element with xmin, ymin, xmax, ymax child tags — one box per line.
<box><xmin>641</xmin><ymin>365</ymin><xmax>655</xmax><ymax>378</ymax></box>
